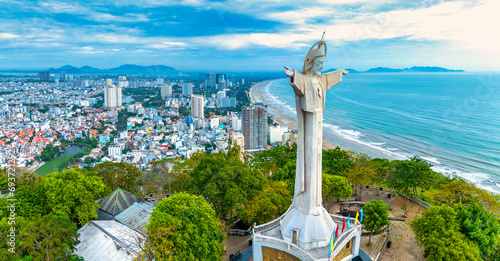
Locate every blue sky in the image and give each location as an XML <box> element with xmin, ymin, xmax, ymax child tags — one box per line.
<box><xmin>0</xmin><ymin>0</ymin><xmax>499</xmax><ymax>72</ymax></box>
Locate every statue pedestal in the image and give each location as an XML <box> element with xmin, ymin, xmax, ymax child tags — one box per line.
<box><xmin>279</xmin><ymin>204</ymin><xmax>336</xmax><ymax>250</ymax></box>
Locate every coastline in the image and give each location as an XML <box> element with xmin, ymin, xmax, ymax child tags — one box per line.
<box><xmin>250</xmin><ymin>79</ymin><xmax>402</xmax><ymax>160</ymax></box>
<box><xmin>250</xmin><ymin>80</ymin><xmax>339</xmax><ymax>151</ymax></box>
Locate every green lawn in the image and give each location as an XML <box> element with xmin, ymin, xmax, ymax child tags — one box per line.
<box><xmin>35</xmin><ymin>154</ymin><xmax>73</xmax><ymax>176</ymax></box>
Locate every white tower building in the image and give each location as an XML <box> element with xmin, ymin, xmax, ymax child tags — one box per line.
<box><xmin>191</xmin><ymin>94</ymin><xmax>204</xmax><ymax>119</ymax></box>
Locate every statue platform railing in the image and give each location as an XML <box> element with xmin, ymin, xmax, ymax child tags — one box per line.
<box><xmin>252</xmin><ymin>208</ymin><xmax>361</xmax><ymax>261</ymax></box>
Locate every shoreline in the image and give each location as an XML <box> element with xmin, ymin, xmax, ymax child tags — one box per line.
<box><xmin>250</xmin><ymin>80</ymin><xmax>340</xmax><ymax>151</ymax></box>
<box><xmin>250</xmin><ymin>79</ymin><xmax>403</xmax><ymax>160</ymax></box>
<box><xmin>250</xmin><ymin>79</ymin><xmax>500</xmax><ymax>195</ymax></box>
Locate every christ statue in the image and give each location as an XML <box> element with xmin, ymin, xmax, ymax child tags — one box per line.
<box><xmin>283</xmin><ymin>40</ymin><xmax>348</xmax><ymax>214</ymax></box>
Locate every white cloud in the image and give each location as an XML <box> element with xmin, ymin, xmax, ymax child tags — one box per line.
<box><xmin>0</xmin><ymin>33</ymin><xmax>19</xmax><ymax>39</ymax></box>
<box><xmin>262</xmin><ymin>7</ymin><xmax>334</xmax><ymax>25</ymax></box>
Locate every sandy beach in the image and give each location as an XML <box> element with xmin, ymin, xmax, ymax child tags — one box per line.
<box><xmin>250</xmin><ymin>80</ymin><xmax>339</xmax><ymax>151</ymax></box>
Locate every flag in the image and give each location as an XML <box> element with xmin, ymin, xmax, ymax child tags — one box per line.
<box><xmin>355</xmin><ymin>211</ymin><xmax>359</xmax><ymax>225</ymax></box>
<box><xmin>335</xmin><ymin>225</ymin><xmax>338</xmax><ymax>239</ymax></box>
<box><xmin>360</xmin><ymin>208</ymin><xmax>363</xmax><ymax>223</ymax></box>
<box><xmin>342</xmin><ymin>218</ymin><xmax>345</xmax><ymax>233</ymax></box>
<box><xmin>328</xmin><ymin>227</ymin><xmax>335</xmax><ymax>256</ymax></box>
<box><xmin>347</xmin><ymin>214</ymin><xmax>351</xmax><ymax>229</ymax></box>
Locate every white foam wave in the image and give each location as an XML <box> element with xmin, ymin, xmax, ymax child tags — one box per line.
<box><xmin>264</xmin><ymin>81</ymin><xmax>296</xmax><ymax>114</ymax></box>
<box><xmin>323</xmin><ymin>123</ymin><xmax>408</xmax><ymax>160</ymax></box>
<box><xmin>431</xmin><ymin>165</ymin><xmax>499</xmax><ymax>193</ymax></box>
<box><xmin>421</xmin><ymin>156</ymin><xmax>441</xmax><ymax>165</ymax></box>
<box><xmin>262</xmin><ymin>79</ymin><xmax>500</xmax><ymax>194</ymax></box>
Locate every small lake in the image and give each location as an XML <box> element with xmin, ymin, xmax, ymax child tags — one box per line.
<box><xmin>123</xmin><ymin>95</ymin><xmax>135</xmax><ymax>103</ymax></box>
<box><xmin>61</xmin><ymin>145</ymin><xmax>87</xmax><ymax>157</ymax></box>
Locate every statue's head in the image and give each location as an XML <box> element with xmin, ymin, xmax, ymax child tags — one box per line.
<box><xmin>302</xmin><ymin>41</ymin><xmax>327</xmax><ymax>76</ymax></box>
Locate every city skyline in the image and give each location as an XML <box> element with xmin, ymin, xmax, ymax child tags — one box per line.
<box><xmin>1</xmin><ymin>0</ymin><xmax>499</xmax><ymax>72</ymax></box>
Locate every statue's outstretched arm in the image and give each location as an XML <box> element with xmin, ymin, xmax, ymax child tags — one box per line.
<box><xmin>284</xmin><ymin>66</ymin><xmax>305</xmax><ymax>96</ymax></box>
<box><xmin>324</xmin><ymin>69</ymin><xmax>344</xmax><ymax>91</ymax></box>
<box><xmin>284</xmin><ymin>66</ymin><xmax>294</xmax><ymax>77</ymax></box>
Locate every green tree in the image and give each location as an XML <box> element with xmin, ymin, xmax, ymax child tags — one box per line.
<box><xmin>19</xmin><ymin>215</ymin><xmax>80</xmax><ymax>260</ymax></box>
<box><xmin>370</xmin><ymin>158</ymin><xmax>393</xmax><ymax>186</ymax></box>
<box><xmin>269</xmin><ymin>160</ymin><xmax>296</xmax><ymax>194</ymax></box>
<box><xmin>43</xmin><ymin>168</ymin><xmax>109</xmax><ymax>225</ymax></box>
<box><xmin>454</xmin><ymin>200</ymin><xmax>500</xmax><ymax>260</ymax></box>
<box><xmin>92</xmin><ymin>162</ymin><xmax>141</xmax><ymax>194</ymax></box>
<box><xmin>0</xmin><ymin>171</ymin><xmax>49</xmax><ymax>219</ymax></box>
<box><xmin>148</xmin><ymin>192</ymin><xmax>226</xmax><ymax>261</ymax></box>
<box><xmin>322</xmin><ymin>174</ymin><xmax>352</xmax><ymax>208</ymax></box>
<box><xmin>411</xmin><ymin>205</ymin><xmax>481</xmax><ymax>261</ymax></box>
<box><xmin>241</xmin><ymin>181</ymin><xmax>291</xmax><ymax>225</ymax></box>
<box><xmin>387</xmin><ymin>157</ymin><xmax>435</xmax><ymax>198</ymax></box>
<box><xmin>322</xmin><ymin>146</ymin><xmax>354</xmax><ymax>176</ymax></box>
<box><xmin>182</xmin><ymin>150</ymin><xmax>266</xmax><ymax>223</ymax></box>
<box><xmin>363</xmin><ymin>200</ymin><xmax>389</xmax><ymax>245</ymax></box>
<box><xmin>250</xmin><ymin>144</ymin><xmax>297</xmax><ymax>175</ymax></box>
<box><xmin>422</xmin><ymin>230</ymin><xmax>481</xmax><ymax>261</ymax></box>
<box><xmin>0</xmin><ymin>215</ymin><xmax>81</xmax><ymax>260</ymax></box>
<box><xmin>346</xmin><ymin>162</ymin><xmax>376</xmax><ymax>201</ymax></box>
<box><xmin>134</xmin><ymin>226</ymin><xmax>174</xmax><ymax>261</ymax></box>
<box><xmin>426</xmin><ymin>179</ymin><xmax>500</xmax><ymax>214</ymax></box>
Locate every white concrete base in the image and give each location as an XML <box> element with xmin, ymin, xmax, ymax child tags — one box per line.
<box><xmin>280</xmin><ymin>205</ymin><xmax>336</xmax><ymax>250</ymax></box>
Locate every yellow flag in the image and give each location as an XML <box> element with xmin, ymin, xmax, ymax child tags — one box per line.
<box><xmin>355</xmin><ymin>211</ymin><xmax>359</xmax><ymax>225</ymax></box>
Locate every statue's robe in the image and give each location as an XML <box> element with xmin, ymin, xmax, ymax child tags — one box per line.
<box><xmin>289</xmin><ymin>69</ymin><xmax>343</xmax><ymax>212</ymax></box>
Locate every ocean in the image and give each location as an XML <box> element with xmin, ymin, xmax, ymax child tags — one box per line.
<box><xmin>260</xmin><ymin>72</ymin><xmax>500</xmax><ymax>193</ymax></box>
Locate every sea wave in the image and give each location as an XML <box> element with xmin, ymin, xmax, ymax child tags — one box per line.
<box><xmin>323</xmin><ymin>123</ymin><xmax>409</xmax><ymax>160</ymax></box>
<box><xmin>421</xmin><ymin>156</ymin><xmax>441</xmax><ymax>165</ymax></box>
<box><xmin>264</xmin><ymin>81</ymin><xmax>297</xmax><ymax>115</ymax></box>
<box><xmin>261</xmin><ymin>79</ymin><xmax>500</xmax><ymax>194</ymax></box>
<box><xmin>431</xmin><ymin>165</ymin><xmax>499</xmax><ymax>193</ymax></box>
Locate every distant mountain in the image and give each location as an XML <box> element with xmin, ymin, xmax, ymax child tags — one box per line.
<box><xmin>106</xmin><ymin>64</ymin><xmax>177</xmax><ymax>74</ymax></box>
<box><xmin>79</xmin><ymin>65</ymin><xmax>102</xmax><ymax>73</ymax></box>
<box><xmin>48</xmin><ymin>65</ymin><xmax>84</xmax><ymax>74</ymax></box>
<box><xmin>40</xmin><ymin>64</ymin><xmax>178</xmax><ymax>74</ymax></box>
<box><xmin>403</xmin><ymin>66</ymin><xmax>464</xmax><ymax>73</ymax></box>
<box><xmin>365</xmin><ymin>67</ymin><xmax>404</xmax><ymax>73</ymax></box>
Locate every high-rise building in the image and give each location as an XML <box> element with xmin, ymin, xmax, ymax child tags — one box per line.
<box><xmin>216</xmin><ymin>91</ymin><xmax>226</xmax><ymax>99</ymax></box>
<box><xmin>231</xmin><ymin>132</ymin><xmax>245</xmax><ymax>149</ymax></box>
<box><xmin>60</xmin><ymin>71</ymin><xmax>66</xmax><ymax>80</ymax></box>
<box><xmin>218</xmin><ymin>80</ymin><xmax>226</xmax><ymax>91</ymax></box>
<box><xmin>242</xmin><ymin>104</ymin><xmax>268</xmax><ymax>150</ymax></box>
<box><xmin>205</xmin><ymin>72</ymin><xmax>216</xmax><ymax>88</ymax></box>
<box><xmin>39</xmin><ymin>71</ymin><xmax>50</xmax><ymax>81</ymax></box>
<box><xmin>106</xmin><ymin>79</ymin><xmax>113</xmax><ymax>86</ymax></box>
<box><xmin>73</xmin><ymin>80</ymin><xmax>84</xmax><ymax>88</ymax></box>
<box><xmin>157</xmin><ymin>78</ymin><xmax>164</xmax><ymax>85</ymax></box>
<box><xmin>216</xmin><ymin>74</ymin><xmax>226</xmax><ymax>91</ymax></box>
<box><xmin>232</xmin><ymin>116</ymin><xmax>242</xmax><ymax>131</ymax></box>
<box><xmin>268</xmin><ymin>125</ymin><xmax>289</xmax><ymax>144</ymax></box>
<box><xmin>191</xmin><ymin>94</ymin><xmax>204</xmax><ymax>119</ymax></box>
<box><xmin>221</xmin><ymin>97</ymin><xmax>237</xmax><ymax>108</ymax></box>
<box><xmin>104</xmin><ymin>84</ymin><xmax>122</xmax><ymax>111</ymax></box>
<box><xmin>118</xmin><ymin>76</ymin><xmax>129</xmax><ymax>88</ymax></box>
<box><xmin>182</xmin><ymin>83</ymin><xmax>193</xmax><ymax>96</ymax></box>
<box><xmin>161</xmin><ymin>84</ymin><xmax>172</xmax><ymax>98</ymax></box>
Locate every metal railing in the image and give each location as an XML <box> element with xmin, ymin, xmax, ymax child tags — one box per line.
<box><xmin>410</xmin><ymin>196</ymin><xmax>432</xmax><ymax>209</ymax></box>
<box><xmin>329</xmin><ymin>227</ymin><xmax>358</xmax><ymax>260</ymax></box>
